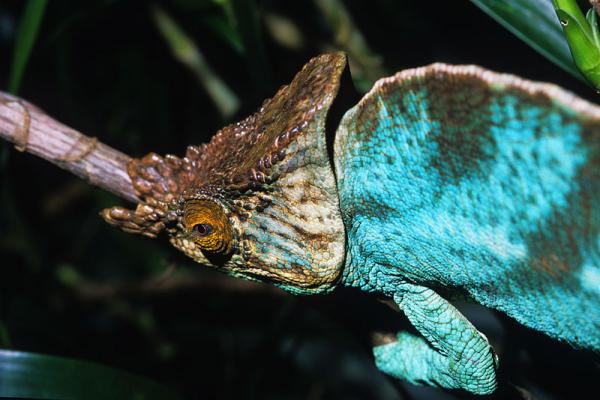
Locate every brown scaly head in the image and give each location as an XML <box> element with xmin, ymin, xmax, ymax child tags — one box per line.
<box><xmin>102</xmin><ymin>53</ymin><xmax>349</xmax><ymax>294</ymax></box>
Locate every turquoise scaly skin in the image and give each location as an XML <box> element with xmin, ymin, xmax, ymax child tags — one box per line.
<box><xmin>103</xmin><ymin>54</ymin><xmax>599</xmax><ymax>395</ymax></box>
<box><xmin>335</xmin><ymin>64</ymin><xmax>600</xmax><ymax>393</ymax></box>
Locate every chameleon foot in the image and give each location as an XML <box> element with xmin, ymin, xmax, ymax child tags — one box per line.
<box><xmin>374</xmin><ymin>284</ymin><xmax>498</xmax><ymax>394</ymax></box>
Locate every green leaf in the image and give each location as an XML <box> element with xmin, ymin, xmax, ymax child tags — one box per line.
<box><xmin>587</xmin><ymin>8</ymin><xmax>600</xmax><ymax>47</ymax></box>
<box><xmin>8</xmin><ymin>0</ymin><xmax>48</xmax><ymax>94</ymax></box>
<box><xmin>0</xmin><ymin>349</ymin><xmax>182</xmax><ymax>400</ymax></box>
<box><xmin>553</xmin><ymin>0</ymin><xmax>600</xmax><ymax>89</ymax></box>
<box><xmin>471</xmin><ymin>0</ymin><xmax>585</xmax><ymax>82</ymax></box>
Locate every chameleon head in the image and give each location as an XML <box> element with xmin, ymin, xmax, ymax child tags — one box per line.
<box><xmin>102</xmin><ymin>52</ymin><xmax>352</xmax><ymax>294</ymax></box>
<box><xmin>164</xmin><ymin>177</ymin><xmax>344</xmax><ymax>293</ymax></box>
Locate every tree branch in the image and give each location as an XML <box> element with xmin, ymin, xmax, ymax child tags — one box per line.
<box><xmin>0</xmin><ymin>91</ymin><xmax>139</xmax><ymax>203</ymax></box>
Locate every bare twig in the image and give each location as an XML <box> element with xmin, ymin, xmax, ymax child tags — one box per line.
<box><xmin>0</xmin><ymin>91</ymin><xmax>139</xmax><ymax>203</ymax></box>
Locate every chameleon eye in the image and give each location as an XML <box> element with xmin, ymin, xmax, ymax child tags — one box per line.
<box><xmin>183</xmin><ymin>200</ymin><xmax>233</xmax><ymax>254</ymax></box>
<box><xmin>192</xmin><ymin>223</ymin><xmax>214</xmax><ymax>237</ymax></box>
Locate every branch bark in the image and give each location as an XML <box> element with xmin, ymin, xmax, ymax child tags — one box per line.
<box><xmin>0</xmin><ymin>91</ymin><xmax>139</xmax><ymax>203</ymax></box>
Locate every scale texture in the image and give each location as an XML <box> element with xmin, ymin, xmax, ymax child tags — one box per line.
<box><xmin>335</xmin><ymin>64</ymin><xmax>600</xmax><ymax>351</ymax></box>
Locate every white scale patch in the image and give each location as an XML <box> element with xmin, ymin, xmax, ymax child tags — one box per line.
<box><xmin>579</xmin><ymin>261</ymin><xmax>600</xmax><ymax>294</ymax></box>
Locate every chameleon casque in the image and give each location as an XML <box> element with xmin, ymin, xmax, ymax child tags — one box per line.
<box><xmin>102</xmin><ymin>52</ymin><xmax>599</xmax><ymax>394</ymax></box>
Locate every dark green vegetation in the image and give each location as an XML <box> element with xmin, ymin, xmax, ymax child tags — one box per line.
<box><xmin>0</xmin><ymin>1</ymin><xmax>598</xmax><ymax>399</ymax></box>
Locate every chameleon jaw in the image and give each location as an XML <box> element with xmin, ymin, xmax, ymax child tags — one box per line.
<box><xmin>170</xmin><ymin>231</ymin><xmax>343</xmax><ymax>294</ymax></box>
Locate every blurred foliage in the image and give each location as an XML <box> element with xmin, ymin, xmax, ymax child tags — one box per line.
<box><xmin>152</xmin><ymin>5</ymin><xmax>240</xmax><ymax>118</ymax></box>
<box><xmin>0</xmin><ymin>1</ymin><xmax>598</xmax><ymax>399</ymax></box>
<box><xmin>7</xmin><ymin>0</ymin><xmax>47</xmax><ymax>93</ymax></box>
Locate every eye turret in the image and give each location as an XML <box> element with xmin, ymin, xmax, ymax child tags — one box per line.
<box><xmin>183</xmin><ymin>200</ymin><xmax>233</xmax><ymax>255</ymax></box>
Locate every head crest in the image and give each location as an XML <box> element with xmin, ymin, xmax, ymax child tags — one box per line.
<box><xmin>102</xmin><ymin>52</ymin><xmax>348</xmax><ymax>241</ymax></box>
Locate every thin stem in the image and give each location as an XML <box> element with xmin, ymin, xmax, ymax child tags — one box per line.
<box><xmin>0</xmin><ymin>91</ymin><xmax>139</xmax><ymax>203</ymax></box>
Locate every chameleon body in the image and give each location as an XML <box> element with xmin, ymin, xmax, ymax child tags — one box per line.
<box><xmin>103</xmin><ymin>53</ymin><xmax>600</xmax><ymax>394</ymax></box>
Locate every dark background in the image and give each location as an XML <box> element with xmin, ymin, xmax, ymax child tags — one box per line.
<box><xmin>0</xmin><ymin>1</ymin><xmax>598</xmax><ymax>399</ymax></box>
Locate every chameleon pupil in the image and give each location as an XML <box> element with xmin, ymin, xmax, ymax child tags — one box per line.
<box><xmin>193</xmin><ymin>223</ymin><xmax>214</xmax><ymax>237</ymax></box>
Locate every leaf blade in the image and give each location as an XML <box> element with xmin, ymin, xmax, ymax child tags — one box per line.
<box><xmin>471</xmin><ymin>0</ymin><xmax>585</xmax><ymax>82</ymax></box>
<box><xmin>0</xmin><ymin>349</ymin><xmax>181</xmax><ymax>400</ymax></box>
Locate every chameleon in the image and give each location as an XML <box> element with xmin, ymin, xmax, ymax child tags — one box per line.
<box><xmin>101</xmin><ymin>52</ymin><xmax>599</xmax><ymax>394</ymax></box>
